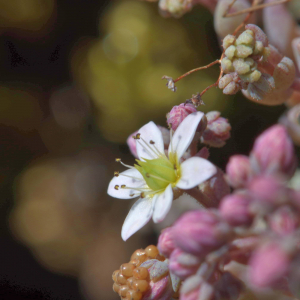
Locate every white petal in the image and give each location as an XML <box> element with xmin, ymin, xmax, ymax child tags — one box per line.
<box><xmin>176</xmin><ymin>157</ymin><xmax>217</xmax><ymax>189</ymax></box>
<box><xmin>121</xmin><ymin>197</ymin><xmax>154</xmax><ymax>241</ymax></box>
<box><xmin>168</xmin><ymin>112</ymin><xmax>204</xmax><ymax>160</ymax></box>
<box><xmin>136</xmin><ymin>121</ymin><xmax>165</xmax><ymax>161</ymax></box>
<box><xmin>152</xmin><ymin>184</ymin><xmax>173</xmax><ymax>223</ymax></box>
<box><xmin>107</xmin><ymin>168</ymin><xmax>145</xmax><ymax>199</ymax></box>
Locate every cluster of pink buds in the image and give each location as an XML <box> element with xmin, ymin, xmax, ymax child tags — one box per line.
<box><xmin>149</xmin><ymin>124</ymin><xmax>299</xmax><ymax>300</ymax></box>
<box><xmin>128</xmin><ymin>104</ymin><xmax>231</xmax><ymax>158</ymax></box>
<box><xmin>154</xmin><ymin>126</ymin><xmax>297</xmax><ymax>298</ymax></box>
<box><xmin>108</xmin><ymin>1</ymin><xmax>300</xmax><ymax>300</ymax></box>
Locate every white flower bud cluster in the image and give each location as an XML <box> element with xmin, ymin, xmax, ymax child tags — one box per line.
<box><xmin>219</xmin><ymin>30</ymin><xmax>271</xmax><ymax>95</ymax></box>
<box><xmin>159</xmin><ymin>0</ymin><xmax>192</xmax><ymax>18</ymax></box>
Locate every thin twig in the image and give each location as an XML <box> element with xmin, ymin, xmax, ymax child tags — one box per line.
<box><xmin>222</xmin><ymin>0</ymin><xmax>238</xmax><ymax>18</ymax></box>
<box><xmin>173</xmin><ymin>60</ymin><xmax>220</xmax><ymax>83</ymax></box>
<box><xmin>224</xmin><ymin>0</ymin><xmax>291</xmax><ymax>18</ymax></box>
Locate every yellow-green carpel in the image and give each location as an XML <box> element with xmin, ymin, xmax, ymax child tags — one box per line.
<box><xmin>135</xmin><ymin>157</ymin><xmax>179</xmax><ymax>191</ymax></box>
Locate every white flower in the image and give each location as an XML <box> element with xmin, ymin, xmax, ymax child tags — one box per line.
<box><xmin>107</xmin><ymin>112</ymin><xmax>217</xmax><ymax>241</ymax></box>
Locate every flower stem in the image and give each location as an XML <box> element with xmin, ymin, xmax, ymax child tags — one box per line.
<box><xmin>223</xmin><ymin>0</ymin><xmax>291</xmax><ymax>18</ymax></box>
<box><xmin>185</xmin><ymin>188</ymin><xmax>219</xmax><ymax>208</ymax></box>
<box><xmin>173</xmin><ymin>60</ymin><xmax>220</xmax><ymax>83</ymax></box>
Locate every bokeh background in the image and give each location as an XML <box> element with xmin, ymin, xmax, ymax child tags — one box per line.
<box><xmin>0</xmin><ymin>0</ymin><xmax>292</xmax><ymax>299</ymax></box>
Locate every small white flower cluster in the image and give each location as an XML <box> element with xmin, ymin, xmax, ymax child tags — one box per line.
<box><xmin>219</xmin><ymin>28</ymin><xmax>271</xmax><ymax>95</ymax></box>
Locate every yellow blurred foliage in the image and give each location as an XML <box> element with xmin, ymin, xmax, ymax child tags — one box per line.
<box><xmin>0</xmin><ymin>0</ymin><xmax>55</xmax><ymax>33</ymax></box>
<box><xmin>71</xmin><ymin>0</ymin><xmax>225</xmax><ymax>143</ymax></box>
<box><xmin>0</xmin><ymin>85</ymin><xmax>43</xmax><ymax>131</ymax></box>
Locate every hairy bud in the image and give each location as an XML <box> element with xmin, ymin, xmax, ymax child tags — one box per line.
<box><xmin>201</xmin><ymin>111</ymin><xmax>231</xmax><ymax>147</ymax></box>
<box><xmin>172</xmin><ymin>210</ymin><xmax>232</xmax><ymax>256</ymax></box>
<box><xmin>157</xmin><ymin>227</ymin><xmax>175</xmax><ymax>258</ymax></box>
<box><xmin>249</xmin><ymin>241</ymin><xmax>290</xmax><ymax>288</ymax></box>
<box><xmin>169</xmin><ymin>248</ymin><xmax>202</xmax><ymax>279</ymax></box>
<box><xmin>167</xmin><ymin>103</ymin><xmax>197</xmax><ymax>131</ymax></box>
<box><xmin>269</xmin><ymin>205</ymin><xmax>299</xmax><ymax>236</ymax></box>
<box><xmin>250</xmin><ymin>125</ymin><xmax>297</xmax><ymax>177</ymax></box>
<box><xmin>220</xmin><ymin>193</ymin><xmax>253</xmax><ymax>226</ymax></box>
<box><xmin>226</xmin><ymin>155</ymin><xmax>252</xmax><ymax>188</ymax></box>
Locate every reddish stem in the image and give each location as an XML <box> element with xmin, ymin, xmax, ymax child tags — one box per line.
<box><xmin>173</xmin><ymin>60</ymin><xmax>220</xmax><ymax>83</ymax></box>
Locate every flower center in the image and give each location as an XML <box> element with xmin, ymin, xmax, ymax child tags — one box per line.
<box><xmin>135</xmin><ymin>156</ymin><xmax>179</xmax><ymax>191</ymax></box>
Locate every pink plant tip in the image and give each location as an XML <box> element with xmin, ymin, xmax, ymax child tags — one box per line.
<box><xmin>169</xmin><ymin>248</ymin><xmax>202</xmax><ymax>280</ymax></box>
<box><xmin>201</xmin><ymin>111</ymin><xmax>231</xmax><ymax>148</ymax></box>
<box><xmin>250</xmin><ymin>124</ymin><xmax>297</xmax><ymax>177</ymax></box>
<box><xmin>157</xmin><ymin>227</ymin><xmax>176</xmax><ymax>258</ymax></box>
<box><xmin>167</xmin><ymin>103</ymin><xmax>197</xmax><ymax>131</ymax></box>
<box><xmin>248</xmin><ymin>175</ymin><xmax>288</xmax><ymax>207</ymax></box>
<box><xmin>171</xmin><ymin>210</ymin><xmax>232</xmax><ymax>256</ymax></box>
<box><xmin>249</xmin><ymin>241</ymin><xmax>290</xmax><ymax>289</ymax></box>
<box><xmin>226</xmin><ymin>155</ymin><xmax>252</xmax><ymax>188</ymax></box>
<box><xmin>220</xmin><ymin>193</ymin><xmax>253</xmax><ymax>227</ymax></box>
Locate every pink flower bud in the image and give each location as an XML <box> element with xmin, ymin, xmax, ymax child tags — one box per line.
<box><xmin>143</xmin><ymin>275</ymin><xmax>174</xmax><ymax>300</ymax></box>
<box><xmin>169</xmin><ymin>248</ymin><xmax>202</xmax><ymax>280</ymax></box>
<box><xmin>269</xmin><ymin>205</ymin><xmax>299</xmax><ymax>236</ymax></box>
<box><xmin>248</xmin><ymin>175</ymin><xmax>288</xmax><ymax>206</ymax></box>
<box><xmin>226</xmin><ymin>155</ymin><xmax>252</xmax><ymax>188</ymax></box>
<box><xmin>157</xmin><ymin>227</ymin><xmax>176</xmax><ymax>258</ymax></box>
<box><xmin>167</xmin><ymin>103</ymin><xmax>197</xmax><ymax>131</ymax></box>
<box><xmin>172</xmin><ymin>210</ymin><xmax>232</xmax><ymax>256</ymax></box>
<box><xmin>140</xmin><ymin>259</ymin><xmax>177</xmax><ymax>300</ymax></box>
<box><xmin>250</xmin><ymin>125</ymin><xmax>297</xmax><ymax>177</ymax></box>
<box><xmin>249</xmin><ymin>241</ymin><xmax>290</xmax><ymax>288</ymax></box>
<box><xmin>220</xmin><ymin>193</ymin><xmax>253</xmax><ymax>226</ymax></box>
<box><xmin>201</xmin><ymin>112</ymin><xmax>231</xmax><ymax>148</ymax></box>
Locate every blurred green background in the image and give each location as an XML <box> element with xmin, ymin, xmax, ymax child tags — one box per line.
<box><xmin>0</xmin><ymin>0</ymin><xmax>288</xmax><ymax>299</ymax></box>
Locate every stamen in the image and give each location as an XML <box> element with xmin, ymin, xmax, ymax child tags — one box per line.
<box><xmin>119</xmin><ymin>173</ymin><xmax>143</xmax><ymax>181</ymax></box>
<box><xmin>174</xmin><ymin>164</ymin><xmax>178</xmax><ymax>177</ymax></box>
<box><xmin>114</xmin><ymin>185</ymin><xmax>119</xmax><ymax>190</ymax></box>
<box><xmin>150</xmin><ymin>140</ymin><xmax>155</xmax><ymax>144</ymax></box>
<box><xmin>170</xmin><ymin>128</ymin><xmax>174</xmax><ymax>154</ymax></box>
<box><xmin>121</xmin><ymin>185</ymin><xmax>126</xmax><ymax>188</ymax></box>
<box><xmin>115</xmin><ymin>158</ymin><xmax>135</xmax><ymax>169</ymax></box>
<box><xmin>152</xmin><ymin>144</ymin><xmax>167</xmax><ymax>159</ymax></box>
<box><xmin>129</xmin><ymin>193</ymin><xmax>140</xmax><ymax>197</ymax></box>
<box><xmin>145</xmin><ymin>173</ymin><xmax>172</xmax><ymax>183</ymax></box>
<box><xmin>140</xmin><ymin>137</ymin><xmax>160</xmax><ymax>157</ymax></box>
<box><xmin>136</xmin><ymin>133</ymin><xmax>141</xmax><ymax>139</ymax></box>
<box><xmin>141</xmin><ymin>192</ymin><xmax>145</xmax><ymax>198</ymax></box>
<box><xmin>114</xmin><ymin>171</ymin><xmax>119</xmax><ymax>177</ymax></box>
<box><xmin>136</xmin><ymin>140</ymin><xmax>157</xmax><ymax>158</ymax></box>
